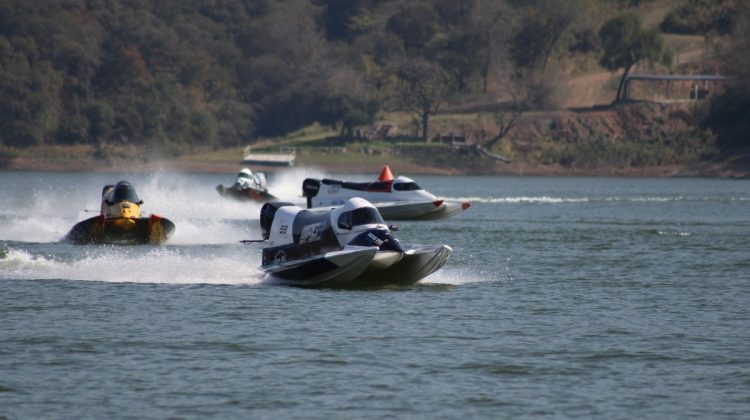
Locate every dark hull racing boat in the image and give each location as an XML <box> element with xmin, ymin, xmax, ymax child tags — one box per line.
<box><xmin>65</xmin><ymin>215</ymin><xmax>175</xmax><ymax>245</ymax></box>
<box><xmin>259</xmin><ymin>198</ymin><xmax>452</xmax><ymax>288</ymax></box>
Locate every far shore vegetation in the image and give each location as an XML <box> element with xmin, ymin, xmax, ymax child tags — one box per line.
<box><xmin>1</xmin><ymin>0</ymin><xmax>748</xmax><ymax>175</ymax></box>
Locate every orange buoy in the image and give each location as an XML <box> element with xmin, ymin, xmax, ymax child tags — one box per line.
<box><xmin>378</xmin><ymin>165</ymin><xmax>395</xmax><ymax>182</ymax></box>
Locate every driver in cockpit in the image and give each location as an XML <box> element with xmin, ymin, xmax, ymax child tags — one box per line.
<box><xmin>234</xmin><ymin>168</ymin><xmax>253</xmax><ymax>190</ymax></box>
<box><xmin>100</xmin><ymin>181</ymin><xmax>143</xmax><ymax>219</ymax></box>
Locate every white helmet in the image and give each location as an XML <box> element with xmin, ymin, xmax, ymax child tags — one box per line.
<box><xmin>238</xmin><ymin>168</ymin><xmax>253</xmax><ymax>178</ymax></box>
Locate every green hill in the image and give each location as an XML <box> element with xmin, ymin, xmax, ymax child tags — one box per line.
<box><xmin>0</xmin><ymin>0</ymin><xmax>748</xmax><ymax>175</ymax></box>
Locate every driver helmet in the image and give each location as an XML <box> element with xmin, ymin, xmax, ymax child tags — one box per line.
<box><xmin>237</xmin><ymin>168</ymin><xmax>253</xmax><ymax>179</ymax></box>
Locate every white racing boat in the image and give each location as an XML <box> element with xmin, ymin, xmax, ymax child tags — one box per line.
<box><xmin>301</xmin><ymin>166</ymin><xmax>470</xmax><ymax>220</ymax></box>
<box><xmin>258</xmin><ymin>198</ymin><xmax>452</xmax><ymax>288</ymax></box>
<box><xmin>216</xmin><ymin>168</ymin><xmax>277</xmax><ymax>202</ymax></box>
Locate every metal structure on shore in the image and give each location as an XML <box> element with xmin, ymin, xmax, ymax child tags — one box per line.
<box><xmin>241</xmin><ymin>146</ymin><xmax>296</xmax><ymax>167</ymax></box>
<box><xmin>623</xmin><ymin>73</ymin><xmax>733</xmax><ymax>102</ymax></box>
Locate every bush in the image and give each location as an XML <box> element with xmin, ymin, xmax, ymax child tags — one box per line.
<box><xmin>660</xmin><ymin>0</ymin><xmax>736</xmax><ymax>35</ymax></box>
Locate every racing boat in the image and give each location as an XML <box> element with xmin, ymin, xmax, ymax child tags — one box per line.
<box><xmin>301</xmin><ymin>165</ymin><xmax>470</xmax><ymax>220</ymax></box>
<box><xmin>64</xmin><ymin>181</ymin><xmax>175</xmax><ymax>245</ymax></box>
<box><xmin>216</xmin><ymin>168</ymin><xmax>276</xmax><ymax>202</ymax></box>
<box><xmin>259</xmin><ymin>197</ymin><xmax>452</xmax><ymax>288</ymax></box>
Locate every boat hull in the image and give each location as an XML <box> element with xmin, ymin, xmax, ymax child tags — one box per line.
<box><xmin>216</xmin><ymin>185</ymin><xmax>276</xmax><ymax>202</ymax></box>
<box><xmin>64</xmin><ymin>215</ymin><xmax>175</xmax><ymax>245</ymax></box>
<box><xmin>353</xmin><ymin>244</ymin><xmax>453</xmax><ymax>287</ymax></box>
<box><xmin>262</xmin><ymin>245</ymin><xmax>452</xmax><ymax>288</ymax></box>
<box><xmin>376</xmin><ymin>201</ymin><xmax>470</xmax><ymax>220</ymax></box>
<box><xmin>262</xmin><ymin>246</ymin><xmax>378</xmax><ymax>287</ymax></box>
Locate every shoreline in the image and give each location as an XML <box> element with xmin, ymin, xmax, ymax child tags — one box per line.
<box><xmin>3</xmin><ymin>154</ymin><xmax>749</xmax><ymax>179</ymax></box>
<box><xmin>0</xmin><ymin>147</ymin><xmax>750</xmax><ymax>179</ymax></box>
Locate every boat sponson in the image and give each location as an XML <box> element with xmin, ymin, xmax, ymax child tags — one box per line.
<box><xmin>216</xmin><ymin>184</ymin><xmax>276</xmax><ymax>202</ymax></box>
<box><xmin>376</xmin><ymin>201</ymin><xmax>469</xmax><ymax>220</ymax></box>
<box><xmin>353</xmin><ymin>244</ymin><xmax>453</xmax><ymax>287</ymax></box>
<box><xmin>264</xmin><ymin>247</ymin><xmax>377</xmax><ymax>287</ymax></box>
<box><xmin>375</xmin><ymin>201</ymin><xmax>444</xmax><ymax>220</ymax></box>
<box><xmin>64</xmin><ymin>215</ymin><xmax>175</xmax><ymax>245</ymax></box>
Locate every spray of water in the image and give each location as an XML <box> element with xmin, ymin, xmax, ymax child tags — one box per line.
<box><xmin>266</xmin><ymin>167</ymin><xmax>328</xmax><ymax>203</ymax></box>
<box><xmin>419</xmin><ymin>266</ymin><xmax>498</xmax><ymax>286</ymax></box>
<box><xmin>0</xmin><ymin>170</ymin><xmax>320</xmax><ymax>244</ymax></box>
<box><xmin>0</xmin><ymin>245</ymin><xmax>266</xmax><ymax>285</ymax></box>
<box><xmin>0</xmin><ymin>169</ymin><xmax>484</xmax><ymax>287</ymax></box>
<box><xmin>0</xmin><ymin>170</ymin><xmax>345</xmax><ymax>285</ymax></box>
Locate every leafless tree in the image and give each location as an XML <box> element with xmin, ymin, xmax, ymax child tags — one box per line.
<box><xmin>483</xmin><ymin>80</ymin><xmax>525</xmax><ymax>151</ymax></box>
<box><xmin>470</xmin><ymin>0</ymin><xmax>514</xmax><ymax>93</ymax></box>
<box><xmin>394</xmin><ymin>59</ymin><xmax>454</xmax><ymax>141</ymax></box>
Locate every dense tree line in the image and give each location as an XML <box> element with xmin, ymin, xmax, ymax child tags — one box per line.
<box><xmin>0</xmin><ymin>0</ymin><xmax>743</xmax><ymax>151</ymax></box>
<box><xmin>704</xmin><ymin>2</ymin><xmax>750</xmax><ymax>151</ymax></box>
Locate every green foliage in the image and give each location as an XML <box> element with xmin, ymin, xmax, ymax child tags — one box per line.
<box><xmin>386</xmin><ymin>2</ymin><xmax>438</xmax><ymax>52</ymax></box>
<box><xmin>510</xmin><ymin>0</ymin><xmax>580</xmax><ymax>72</ymax></box>
<box><xmin>661</xmin><ymin>0</ymin><xmax>736</xmax><ymax>35</ymax></box>
<box><xmin>705</xmin><ymin>90</ymin><xmax>750</xmax><ymax>150</ymax></box>
<box><xmin>599</xmin><ymin>13</ymin><xmax>671</xmax><ymax>101</ymax></box>
<box><xmin>429</xmin><ymin>30</ymin><xmax>483</xmax><ymax>92</ymax></box>
<box><xmin>317</xmin><ymin>0</ymin><xmax>381</xmax><ymax>41</ymax></box>
<box><xmin>0</xmin><ymin>0</ymin><xmax>728</xmax><ymax>156</ymax></box>
<box><xmin>704</xmin><ymin>3</ymin><xmax>750</xmax><ymax>151</ymax></box>
<box><xmin>0</xmin><ymin>0</ymin><xmax>257</xmax><ymax>150</ymax></box>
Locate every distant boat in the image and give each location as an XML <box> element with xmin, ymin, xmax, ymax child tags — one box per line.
<box><xmin>216</xmin><ymin>168</ymin><xmax>277</xmax><ymax>202</ymax></box>
<box><xmin>241</xmin><ymin>146</ymin><xmax>295</xmax><ymax>167</ymax></box>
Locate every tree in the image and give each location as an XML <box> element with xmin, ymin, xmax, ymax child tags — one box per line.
<box><xmin>509</xmin><ymin>0</ymin><xmax>584</xmax><ymax>74</ymax></box>
<box><xmin>385</xmin><ymin>2</ymin><xmax>438</xmax><ymax>52</ymax></box>
<box><xmin>599</xmin><ymin>13</ymin><xmax>671</xmax><ymax>103</ymax></box>
<box><xmin>483</xmin><ymin>91</ymin><xmax>524</xmax><ymax>151</ymax></box>
<box><xmin>394</xmin><ymin>59</ymin><xmax>453</xmax><ymax>141</ymax></box>
<box><xmin>429</xmin><ymin>30</ymin><xmax>483</xmax><ymax>92</ymax></box>
<box><xmin>660</xmin><ymin>0</ymin><xmax>736</xmax><ymax>35</ymax></box>
<box><xmin>316</xmin><ymin>0</ymin><xmax>381</xmax><ymax>41</ymax></box>
<box><xmin>470</xmin><ymin>0</ymin><xmax>513</xmax><ymax>93</ymax></box>
<box><xmin>704</xmin><ymin>3</ymin><xmax>750</xmax><ymax>150</ymax></box>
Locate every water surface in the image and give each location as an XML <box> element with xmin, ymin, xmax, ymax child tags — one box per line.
<box><xmin>1</xmin><ymin>171</ymin><xmax>749</xmax><ymax>418</ymax></box>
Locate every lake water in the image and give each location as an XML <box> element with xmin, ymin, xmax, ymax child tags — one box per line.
<box><xmin>1</xmin><ymin>170</ymin><xmax>749</xmax><ymax>418</ymax></box>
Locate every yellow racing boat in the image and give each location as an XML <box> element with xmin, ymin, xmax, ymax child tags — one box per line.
<box><xmin>64</xmin><ymin>181</ymin><xmax>175</xmax><ymax>245</ymax></box>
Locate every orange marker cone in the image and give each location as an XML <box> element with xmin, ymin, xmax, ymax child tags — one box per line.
<box><xmin>378</xmin><ymin>165</ymin><xmax>394</xmax><ymax>182</ymax></box>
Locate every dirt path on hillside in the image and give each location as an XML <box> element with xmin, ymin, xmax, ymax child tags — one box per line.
<box><xmin>561</xmin><ymin>71</ymin><xmax>615</xmax><ymax>108</ymax></box>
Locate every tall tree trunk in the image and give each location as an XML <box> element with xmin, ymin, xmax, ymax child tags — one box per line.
<box><xmin>422</xmin><ymin>109</ymin><xmax>429</xmax><ymax>142</ymax></box>
<box><xmin>481</xmin><ymin>30</ymin><xmax>491</xmax><ymax>93</ymax></box>
<box><xmin>541</xmin><ymin>32</ymin><xmax>563</xmax><ymax>74</ymax></box>
<box><xmin>616</xmin><ymin>63</ymin><xmax>633</xmax><ymax>102</ymax></box>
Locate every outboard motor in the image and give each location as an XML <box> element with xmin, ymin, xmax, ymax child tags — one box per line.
<box><xmin>301</xmin><ymin>179</ymin><xmax>321</xmax><ymax>208</ymax></box>
<box><xmin>260</xmin><ymin>202</ymin><xmax>295</xmax><ymax>240</ymax></box>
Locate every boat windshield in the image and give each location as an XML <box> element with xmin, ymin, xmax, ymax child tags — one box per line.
<box><xmin>393</xmin><ymin>182</ymin><xmax>422</xmax><ymax>191</ymax></box>
<box><xmin>338</xmin><ymin>207</ymin><xmax>384</xmax><ymax>228</ymax></box>
<box><xmin>108</xmin><ymin>181</ymin><xmax>141</xmax><ymax>204</ymax></box>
